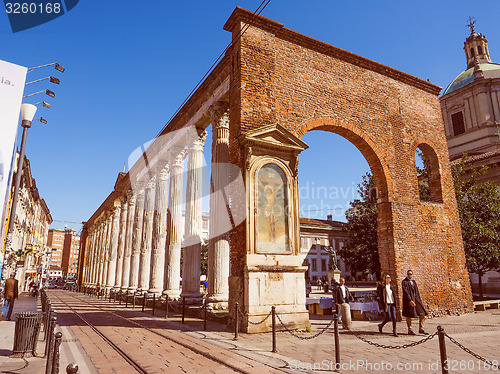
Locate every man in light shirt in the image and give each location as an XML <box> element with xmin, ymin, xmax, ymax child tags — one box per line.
<box><xmin>377</xmin><ymin>274</ymin><xmax>398</xmax><ymax>336</ymax></box>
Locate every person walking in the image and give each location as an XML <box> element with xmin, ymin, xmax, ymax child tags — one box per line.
<box><xmin>1</xmin><ymin>273</ymin><xmax>19</xmax><ymax>321</ymax></box>
<box><xmin>377</xmin><ymin>274</ymin><xmax>398</xmax><ymax>337</ymax></box>
<box><xmin>334</xmin><ymin>277</ymin><xmax>353</xmax><ymax>330</ymax></box>
<box><xmin>402</xmin><ymin>270</ymin><xmax>427</xmax><ymax>335</ymax></box>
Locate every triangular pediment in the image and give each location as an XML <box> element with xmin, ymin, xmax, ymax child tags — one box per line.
<box><xmin>239</xmin><ymin>124</ymin><xmax>309</xmax><ymax>151</ymax></box>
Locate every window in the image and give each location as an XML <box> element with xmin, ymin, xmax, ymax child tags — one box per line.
<box><xmin>470</xmin><ymin>48</ymin><xmax>475</xmax><ymax>57</ymax></box>
<box><xmin>451</xmin><ymin>112</ymin><xmax>465</xmax><ymax>136</ymax></box>
<box><xmin>478</xmin><ymin>46</ymin><xmax>483</xmax><ymax>55</ymax></box>
<box><xmin>311</xmin><ymin>259</ymin><xmax>317</xmax><ymax>272</ymax></box>
<box><xmin>321</xmin><ymin>259</ymin><xmax>327</xmax><ymax>272</ymax></box>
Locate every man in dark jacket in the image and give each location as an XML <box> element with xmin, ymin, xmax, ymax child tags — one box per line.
<box><xmin>402</xmin><ymin>270</ymin><xmax>427</xmax><ymax>335</ymax></box>
<box><xmin>2</xmin><ymin>273</ymin><xmax>19</xmax><ymax>321</ymax></box>
<box><xmin>334</xmin><ymin>277</ymin><xmax>353</xmax><ymax>329</ymax></box>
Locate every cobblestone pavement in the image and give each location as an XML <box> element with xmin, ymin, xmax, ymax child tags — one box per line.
<box><xmin>11</xmin><ymin>290</ymin><xmax>498</xmax><ymax>374</ymax></box>
<box><xmin>48</xmin><ymin>290</ymin><xmax>288</xmax><ymax>374</ymax></box>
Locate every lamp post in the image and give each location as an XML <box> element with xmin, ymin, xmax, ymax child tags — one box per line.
<box><xmin>0</xmin><ymin>104</ymin><xmax>37</xmax><ymax>306</ymax></box>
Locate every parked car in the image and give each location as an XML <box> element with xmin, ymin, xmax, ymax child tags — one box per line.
<box><xmin>63</xmin><ymin>282</ymin><xmax>76</xmax><ymax>290</ymax></box>
<box><xmin>48</xmin><ymin>284</ymin><xmax>58</xmax><ymax>289</ymax></box>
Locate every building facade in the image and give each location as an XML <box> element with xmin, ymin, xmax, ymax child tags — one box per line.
<box><xmin>47</xmin><ymin>229</ymin><xmax>64</xmax><ymax>270</ymax></box>
<box><xmin>2</xmin><ymin>154</ymin><xmax>52</xmax><ymax>291</ymax></box>
<box><xmin>61</xmin><ymin>228</ymin><xmax>80</xmax><ymax>280</ymax></box>
<box><xmin>299</xmin><ymin>216</ymin><xmax>349</xmax><ymax>284</ymax></box>
<box><xmin>440</xmin><ymin>23</ymin><xmax>500</xmax><ymax>295</ymax></box>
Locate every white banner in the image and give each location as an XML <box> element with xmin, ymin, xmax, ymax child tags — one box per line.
<box><xmin>0</xmin><ymin>59</ymin><xmax>27</xmax><ymax>244</ymax></box>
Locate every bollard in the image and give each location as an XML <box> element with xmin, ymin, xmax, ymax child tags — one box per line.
<box><xmin>45</xmin><ymin>316</ymin><xmax>57</xmax><ymax>374</ymax></box>
<box><xmin>272</xmin><ymin>306</ymin><xmax>277</xmax><ymax>353</ymax></box>
<box><xmin>66</xmin><ymin>363</ymin><xmax>79</xmax><ymax>374</ymax></box>
<box><xmin>142</xmin><ymin>294</ymin><xmax>146</xmax><ymax>312</ymax></box>
<box><xmin>119</xmin><ymin>291</ymin><xmax>122</xmax><ymax>305</ymax></box>
<box><xmin>334</xmin><ymin>312</ymin><xmax>340</xmax><ymax>371</ymax></box>
<box><xmin>182</xmin><ymin>297</ymin><xmax>186</xmax><ymax>324</ymax></box>
<box><xmin>165</xmin><ymin>297</ymin><xmax>169</xmax><ymax>319</ymax></box>
<box><xmin>51</xmin><ymin>332</ymin><xmax>62</xmax><ymax>374</ymax></box>
<box><xmin>203</xmin><ymin>297</ymin><xmax>207</xmax><ymax>331</ymax></box>
<box><xmin>152</xmin><ymin>294</ymin><xmax>156</xmax><ymax>316</ymax></box>
<box><xmin>437</xmin><ymin>326</ymin><xmax>449</xmax><ymax>374</ymax></box>
<box><xmin>233</xmin><ymin>302</ymin><xmax>239</xmax><ymax>340</ymax></box>
<box><xmin>133</xmin><ymin>294</ymin><xmax>136</xmax><ymax>309</ymax></box>
<box><xmin>125</xmin><ymin>294</ymin><xmax>128</xmax><ymax>308</ymax></box>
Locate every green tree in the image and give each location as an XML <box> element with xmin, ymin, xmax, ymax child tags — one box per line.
<box><xmin>200</xmin><ymin>240</ymin><xmax>209</xmax><ymax>276</ymax></box>
<box><xmin>340</xmin><ymin>172</ymin><xmax>380</xmax><ymax>279</ymax></box>
<box><xmin>452</xmin><ymin>155</ymin><xmax>500</xmax><ymax>298</ymax></box>
<box><xmin>416</xmin><ymin>148</ymin><xmax>431</xmax><ymax>201</ymax></box>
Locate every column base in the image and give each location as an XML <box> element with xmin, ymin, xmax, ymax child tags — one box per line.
<box><xmin>127</xmin><ymin>286</ymin><xmax>138</xmax><ymax>294</ymax></box>
<box><xmin>180</xmin><ymin>291</ymin><xmax>204</xmax><ymax>304</ymax></box>
<box><xmin>162</xmin><ymin>289</ymin><xmax>181</xmax><ymax>300</ymax></box>
<box><xmin>147</xmin><ymin>288</ymin><xmax>162</xmax><ymax>296</ymax></box>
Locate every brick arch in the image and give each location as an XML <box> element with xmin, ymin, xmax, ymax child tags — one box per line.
<box><xmin>411</xmin><ymin>140</ymin><xmax>444</xmax><ymax>203</ymax></box>
<box><xmin>295</xmin><ymin>116</ymin><xmax>390</xmax><ymax>203</ymax></box>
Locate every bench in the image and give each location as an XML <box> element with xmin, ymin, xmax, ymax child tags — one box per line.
<box><xmin>473</xmin><ymin>300</ymin><xmax>500</xmax><ymax>311</ymax></box>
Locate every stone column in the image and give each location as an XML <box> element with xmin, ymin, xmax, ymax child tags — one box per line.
<box><xmin>106</xmin><ymin>202</ymin><xmax>121</xmax><ymax>291</ymax></box>
<box><xmin>148</xmin><ymin>165</ymin><xmax>169</xmax><ymax>295</ymax></box>
<box><xmin>102</xmin><ymin>213</ymin><xmax>113</xmax><ymax>289</ymax></box>
<box><xmin>91</xmin><ymin>222</ymin><xmax>102</xmax><ymax>286</ymax></box>
<box><xmin>98</xmin><ymin>216</ymin><xmax>110</xmax><ymax>288</ymax></box>
<box><xmin>120</xmin><ymin>190</ymin><xmax>135</xmax><ymax>292</ymax></box>
<box><xmin>181</xmin><ymin>130</ymin><xmax>207</xmax><ymax>301</ymax></box>
<box><xmin>86</xmin><ymin>228</ymin><xmax>97</xmax><ymax>285</ymax></box>
<box><xmin>114</xmin><ymin>196</ymin><xmax>128</xmax><ymax>291</ymax></box>
<box><xmin>138</xmin><ymin>177</ymin><xmax>156</xmax><ymax>293</ymax></box>
<box><xmin>207</xmin><ymin>102</ymin><xmax>230</xmax><ymax>307</ymax></box>
<box><xmin>95</xmin><ymin>221</ymin><xmax>106</xmax><ymax>286</ymax></box>
<box><xmin>163</xmin><ymin>149</ymin><xmax>187</xmax><ymax>300</ymax></box>
<box><xmin>128</xmin><ymin>188</ymin><xmax>145</xmax><ymax>294</ymax></box>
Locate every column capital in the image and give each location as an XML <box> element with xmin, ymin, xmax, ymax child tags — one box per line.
<box><xmin>170</xmin><ymin>149</ymin><xmax>188</xmax><ymax>168</ymax></box>
<box><xmin>145</xmin><ymin>175</ymin><xmax>156</xmax><ymax>190</ymax></box>
<box><xmin>188</xmin><ymin>129</ymin><xmax>208</xmax><ymax>152</ymax></box>
<box><xmin>208</xmin><ymin>101</ymin><xmax>230</xmax><ymax>126</ymax></box>
<box><xmin>127</xmin><ymin>190</ymin><xmax>136</xmax><ymax>206</ymax></box>
<box><xmin>159</xmin><ymin>165</ymin><xmax>170</xmax><ymax>181</ymax></box>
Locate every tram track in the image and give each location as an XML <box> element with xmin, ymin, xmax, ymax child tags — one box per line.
<box><xmin>49</xmin><ymin>291</ymin><xmax>284</xmax><ymax>374</ymax></box>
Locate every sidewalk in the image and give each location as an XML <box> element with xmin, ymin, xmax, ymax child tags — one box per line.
<box><xmin>0</xmin><ymin>292</ymin><xmax>96</xmax><ymax>374</ymax></box>
<box><xmin>0</xmin><ymin>293</ymin><xmax>47</xmax><ymax>373</ymax></box>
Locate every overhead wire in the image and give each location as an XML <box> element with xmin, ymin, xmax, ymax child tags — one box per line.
<box><xmin>155</xmin><ymin>0</ymin><xmax>272</xmax><ymax>138</ymax></box>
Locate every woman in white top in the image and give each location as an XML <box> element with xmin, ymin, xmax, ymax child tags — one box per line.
<box><xmin>376</xmin><ymin>274</ymin><xmax>398</xmax><ymax>337</ymax></box>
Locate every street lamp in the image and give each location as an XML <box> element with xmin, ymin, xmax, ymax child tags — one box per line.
<box><xmin>25</xmin><ymin>76</ymin><xmax>61</xmax><ymax>85</ymax></box>
<box><xmin>28</xmin><ymin>62</ymin><xmax>65</xmax><ymax>73</ymax></box>
<box><xmin>23</xmin><ymin>89</ymin><xmax>55</xmax><ymax>99</ymax></box>
<box><xmin>0</xmin><ymin>104</ymin><xmax>37</xmax><ymax>305</ymax></box>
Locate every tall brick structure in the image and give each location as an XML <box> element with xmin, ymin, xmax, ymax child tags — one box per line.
<box><xmin>224</xmin><ymin>7</ymin><xmax>473</xmax><ymax>325</ymax></box>
<box><xmin>81</xmin><ymin>7</ymin><xmax>473</xmax><ymax>334</ymax></box>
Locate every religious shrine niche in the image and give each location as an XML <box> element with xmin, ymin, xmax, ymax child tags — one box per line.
<box><xmin>236</xmin><ymin>124</ymin><xmax>310</xmax><ymax>332</ymax></box>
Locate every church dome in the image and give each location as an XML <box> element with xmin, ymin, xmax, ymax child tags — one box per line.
<box><xmin>443</xmin><ymin>62</ymin><xmax>500</xmax><ymax>95</ymax></box>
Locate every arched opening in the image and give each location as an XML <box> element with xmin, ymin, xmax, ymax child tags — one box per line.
<box><xmin>414</xmin><ymin>143</ymin><xmax>443</xmax><ymax>203</ymax></box>
<box><xmin>296</xmin><ymin>120</ymin><xmax>390</xmax><ymax>290</ymax></box>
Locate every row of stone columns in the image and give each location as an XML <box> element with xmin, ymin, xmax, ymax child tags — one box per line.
<box><xmin>82</xmin><ymin>104</ymin><xmax>230</xmax><ymax>306</ymax></box>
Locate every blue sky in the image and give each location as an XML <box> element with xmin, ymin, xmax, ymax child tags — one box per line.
<box><xmin>1</xmin><ymin>0</ymin><xmax>499</xmax><ymax>231</ymax></box>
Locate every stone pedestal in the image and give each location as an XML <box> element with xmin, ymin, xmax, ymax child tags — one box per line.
<box><xmin>328</xmin><ymin>269</ymin><xmax>341</xmax><ymax>285</ymax></box>
<box><xmin>232</xmin><ymin>255</ymin><xmax>310</xmax><ymax>333</ymax></box>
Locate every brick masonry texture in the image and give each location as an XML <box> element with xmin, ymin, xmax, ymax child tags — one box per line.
<box><xmin>225</xmin><ymin>7</ymin><xmax>473</xmax><ymax>316</ymax></box>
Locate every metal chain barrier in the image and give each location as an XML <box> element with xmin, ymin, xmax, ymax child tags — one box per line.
<box><xmin>444</xmin><ymin>332</ymin><xmax>499</xmax><ymax>369</ymax></box>
<box><xmin>275</xmin><ymin>312</ymin><xmax>334</xmax><ymax>340</ymax></box>
<box><xmin>236</xmin><ymin>304</ymin><xmax>272</xmax><ymax>325</ymax></box>
<box><xmin>349</xmin><ymin>330</ymin><xmax>437</xmax><ymax>349</ymax></box>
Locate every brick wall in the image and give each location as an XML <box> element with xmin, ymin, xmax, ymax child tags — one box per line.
<box><xmin>226</xmin><ymin>7</ymin><xmax>473</xmax><ymax>316</ymax></box>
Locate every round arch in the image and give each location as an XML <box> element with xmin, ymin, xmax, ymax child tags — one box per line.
<box><xmin>295</xmin><ymin>117</ymin><xmax>391</xmax><ymax>203</ymax></box>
